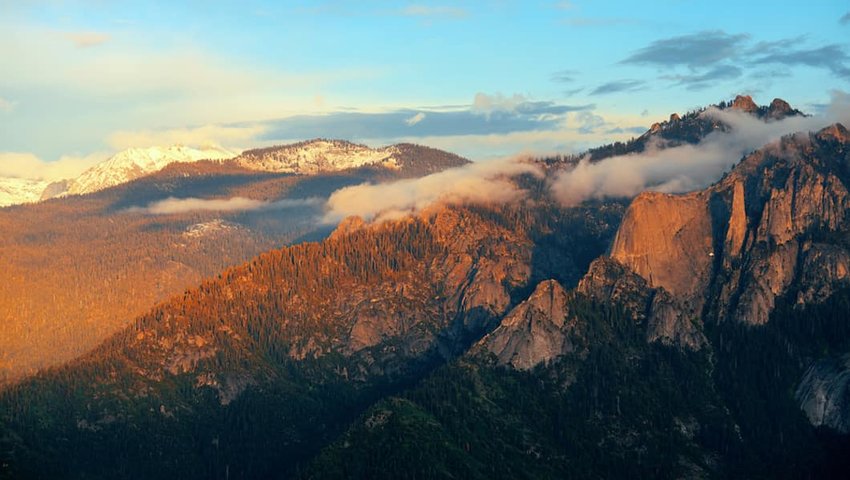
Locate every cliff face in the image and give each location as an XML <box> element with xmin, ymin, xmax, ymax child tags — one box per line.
<box><xmin>478</xmin><ymin>280</ymin><xmax>579</xmax><ymax>370</ymax></box>
<box><xmin>608</xmin><ymin>124</ymin><xmax>850</xmax><ymax>327</ymax></box>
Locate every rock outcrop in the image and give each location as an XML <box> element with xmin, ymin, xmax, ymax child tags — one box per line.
<box><xmin>577</xmin><ymin>257</ymin><xmax>706</xmax><ymax>350</ymax></box>
<box><xmin>796</xmin><ymin>354</ymin><xmax>850</xmax><ymax>433</ymax></box>
<box><xmin>607</xmin><ymin>124</ymin><xmax>850</xmax><ymax>326</ymax></box>
<box><xmin>730</xmin><ymin>94</ymin><xmax>759</xmax><ymax>113</ymax></box>
<box><xmin>478</xmin><ymin>280</ymin><xmax>579</xmax><ymax>370</ymax></box>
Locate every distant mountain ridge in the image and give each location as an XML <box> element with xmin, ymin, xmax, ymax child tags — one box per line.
<box><xmin>0</xmin><ymin>140</ymin><xmax>470</xmax><ymax>208</ymax></box>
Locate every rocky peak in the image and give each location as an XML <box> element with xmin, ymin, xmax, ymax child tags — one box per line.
<box><xmin>669</xmin><ymin>113</ymin><xmax>681</xmax><ymax>122</ymax></box>
<box><xmin>816</xmin><ymin>123</ymin><xmax>850</xmax><ymax>143</ymax></box>
<box><xmin>767</xmin><ymin>98</ymin><xmax>793</xmax><ymax>119</ymax></box>
<box><xmin>730</xmin><ymin>94</ymin><xmax>758</xmax><ymax>113</ymax></box>
<box><xmin>577</xmin><ymin>257</ymin><xmax>706</xmax><ymax>350</ymax></box>
<box><xmin>478</xmin><ymin>280</ymin><xmax>577</xmax><ymax>370</ymax></box>
<box><xmin>606</xmin><ymin>124</ymin><xmax>850</xmax><ymax>327</ymax></box>
<box><xmin>609</xmin><ymin>191</ymin><xmax>714</xmax><ymax>304</ymax></box>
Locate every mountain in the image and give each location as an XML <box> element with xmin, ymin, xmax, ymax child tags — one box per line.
<box><xmin>61</xmin><ymin>145</ymin><xmax>238</xmax><ymax>196</ymax></box>
<box><xmin>0</xmin><ymin>143</ymin><xmax>469</xmax><ymax>382</ymax></box>
<box><xmin>583</xmin><ymin>95</ymin><xmax>804</xmax><ymax>161</ymax></box>
<box><xmin>3</xmin><ymin>99</ymin><xmax>848</xmax><ymax>479</ymax></box>
<box><xmin>0</xmin><ymin>198</ymin><xmax>623</xmax><ymax>479</ymax></box>
<box><xmin>0</xmin><ymin>177</ymin><xmax>49</xmax><ymax>207</ymax></box>
<box><xmin>236</xmin><ymin>140</ymin><xmax>469</xmax><ymax>178</ymax></box>
<box><xmin>301</xmin><ymin>123</ymin><xmax>850</xmax><ymax>479</ymax></box>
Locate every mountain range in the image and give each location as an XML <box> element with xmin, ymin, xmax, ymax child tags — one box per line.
<box><xmin>2</xmin><ymin>96</ymin><xmax>850</xmax><ymax>479</ymax></box>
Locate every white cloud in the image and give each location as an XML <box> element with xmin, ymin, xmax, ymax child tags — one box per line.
<box><xmin>472</xmin><ymin>92</ymin><xmax>528</xmax><ymax>115</ymax></box>
<box><xmin>131</xmin><ymin>196</ymin><xmax>322</xmax><ymax>215</ymax></box>
<box><xmin>107</xmin><ymin>124</ymin><xmax>266</xmax><ymax>150</ymax></box>
<box><xmin>404</xmin><ymin>112</ymin><xmax>426</xmax><ymax>126</ymax></box>
<box><xmin>550</xmin><ymin>92</ymin><xmax>850</xmax><ymax>206</ymax></box>
<box><xmin>0</xmin><ymin>151</ymin><xmax>107</xmax><ymax>181</ymax></box>
<box><xmin>323</xmin><ymin>156</ymin><xmax>543</xmax><ymax>223</ymax></box>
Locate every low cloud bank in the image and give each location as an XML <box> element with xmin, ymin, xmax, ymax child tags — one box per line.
<box><xmin>551</xmin><ymin>91</ymin><xmax>850</xmax><ymax>206</ymax></box>
<box><xmin>323</xmin><ymin>156</ymin><xmax>542</xmax><ymax>223</ymax></box>
<box><xmin>131</xmin><ymin>196</ymin><xmax>322</xmax><ymax>215</ymax></box>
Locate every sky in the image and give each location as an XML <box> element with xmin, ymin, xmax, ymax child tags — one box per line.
<box><xmin>1</xmin><ymin>0</ymin><xmax>849</xmax><ymax>180</ymax></box>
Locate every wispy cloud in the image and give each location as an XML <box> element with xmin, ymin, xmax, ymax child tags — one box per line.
<box><xmin>550</xmin><ymin>69</ymin><xmax>578</xmax><ymax>83</ymax></box>
<box><xmin>107</xmin><ymin>124</ymin><xmax>265</xmax><ymax>150</ymax></box>
<box><xmin>622</xmin><ymin>30</ymin><xmax>749</xmax><ymax>69</ymax></box>
<box><xmin>404</xmin><ymin>112</ymin><xmax>426</xmax><ymax>126</ymax></box>
<box><xmin>130</xmin><ymin>196</ymin><xmax>323</xmax><ymax>215</ymax></box>
<box><xmin>256</xmin><ymin>93</ymin><xmax>594</xmax><ymax>143</ymax></box>
<box><xmin>0</xmin><ymin>151</ymin><xmax>107</xmax><ymax>181</ymax></box>
<box><xmin>323</xmin><ymin>156</ymin><xmax>542</xmax><ymax>223</ymax></box>
<box><xmin>752</xmin><ymin>44</ymin><xmax>850</xmax><ymax>80</ymax></box>
<box><xmin>550</xmin><ymin>92</ymin><xmax>850</xmax><ymax>206</ymax></box>
<box><xmin>590</xmin><ymin>79</ymin><xmax>646</xmax><ymax>95</ymax></box>
<box><xmin>63</xmin><ymin>31</ymin><xmax>110</xmax><ymax>48</ymax></box>
<box><xmin>662</xmin><ymin>64</ymin><xmax>743</xmax><ymax>91</ymax></box>
<box><xmin>624</xmin><ymin>30</ymin><xmax>850</xmax><ymax>84</ymax></box>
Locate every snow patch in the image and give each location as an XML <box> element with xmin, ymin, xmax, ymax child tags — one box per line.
<box><xmin>0</xmin><ymin>177</ymin><xmax>50</xmax><ymax>207</ymax></box>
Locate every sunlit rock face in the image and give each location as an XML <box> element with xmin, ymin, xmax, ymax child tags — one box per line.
<box><xmin>608</xmin><ymin>124</ymin><xmax>850</xmax><ymax>326</ymax></box>
<box><xmin>478</xmin><ymin>280</ymin><xmax>577</xmax><ymax>370</ymax></box>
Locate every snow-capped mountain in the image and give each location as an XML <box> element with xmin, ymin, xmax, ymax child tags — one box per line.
<box><xmin>0</xmin><ymin>177</ymin><xmax>50</xmax><ymax>207</ymax></box>
<box><xmin>236</xmin><ymin>139</ymin><xmax>400</xmax><ymax>174</ymax></box>
<box><xmin>65</xmin><ymin>145</ymin><xmax>237</xmax><ymax>196</ymax></box>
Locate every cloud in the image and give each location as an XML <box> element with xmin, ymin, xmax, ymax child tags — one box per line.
<box><xmin>399</xmin><ymin>5</ymin><xmax>468</xmax><ymax>18</ymax></box>
<box><xmin>63</xmin><ymin>31</ymin><xmax>110</xmax><ymax>48</ymax></box>
<box><xmin>0</xmin><ymin>97</ymin><xmax>15</xmax><ymax>112</ymax></box>
<box><xmin>752</xmin><ymin>44</ymin><xmax>850</xmax><ymax>79</ymax></box>
<box><xmin>323</xmin><ymin>157</ymin><xmax>543</xmax><ymax>223</ymax></box>
<box><xmin>550</xmin><ymin>93</ymin><xmax>850</xmax><ymax>206</ymax></box>
<box><xmin>554</xmin><ymin>1</ymin><xmax>576</xmax><ymax>10</ymax></box>
<box><xmin>257</xmin><ymin>94</ymin><xmax>594</xmax><ymax>143</ymax></box>
<box><xmin>0</xmin><ymin>151</ymin><xmax>107</xmax><ymax>181</ymax></box>
<box><xmin>590</xmin><ymin>79</ymin><xmax>646</xmax><ymax>95</ymax></box>
<box><xmin>550</xmin><ymin>70</ymin><xmax>577</xmax><ymax>83</ymax></box>
<box><xmin>841</xmin><ymin>12</ymin><xmax>850</xmax><ymax>25</ymax></box>
<box><xmin>574</xmin><ymin>111</ymin><xmax>606</xmax><ymax>134</ymax></box>
<box><xmin>662</xmin><ymin>64</ymin><xmax>743</xmax><ymax>90</ymax></box>
<box><xmin>107</xmin><ymin>124</ymin><xmax>265</xmax><ymax>150</ymax></box>
<box><xmin>622</xmin><ymin>31</ymin><xmax>749</xmax><ymax>68</ymax></box>
<box><xmin>624</xmin><ymin>30</ymin><xmax>850</xmax><ymax>82</ymax></box>
<box><xmin>131</xmin><ymin>196</ymin><xmax>323</xmax><ymax>215</ymax></box>
<box><xmin>404</xmin><ymin>112</ymin><xmax>426</xmax><ymax>126</ymax></box>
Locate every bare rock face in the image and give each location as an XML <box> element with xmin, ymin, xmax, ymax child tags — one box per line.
<box><xmin>730</xmin><ymin>94</ymin><xmax>758</xmax><ymax>113</ymax></box>
<box><xmin>796</xmin><ymin>354</ymin><xmax>850</xmax><ymax>433</ymax></box>
<box><xmin>578</xmin><ymin>257</ymin><xmax>706</xmax><ymax>350</ymax></box>
<box><xmin>577</xmin><ymin>257</ymin><xmax>653</xmax><ymax>321</ymax></box>
<box><xmin>608</xmin><ymin>124</ymin><xmax>850</xmax><ymax>327</ymax></box>
<box><xmin>610</xmin><ymin>191</ymin><xmax>714</xmax><ymax>307</ymax></box>
<box><xmin>767</xmin><ymin>98</ymin><xmax>793</xmax><ymax>120</ymax></box>
<box><xmin>479</xmin><ymin>280</ymin><xmax>578</xmax><ymax>370</ymax></box>
<box><xmin>796</xmin><ymin>243</ymin><xmax>850</xmax><ymax>304</ymax></box>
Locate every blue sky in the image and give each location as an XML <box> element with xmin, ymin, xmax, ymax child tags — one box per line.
<box><xmin>0</xmin><ymin>0</ymin><xmax>848</xmax><ymax>178</ymax></box>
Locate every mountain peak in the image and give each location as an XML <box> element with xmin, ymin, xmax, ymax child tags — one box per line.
<box><xmin>768</xmin><ymin>98</ymin><xmax>793</xmax><ymax>119</ymax></box>
<box><xmin>65</xmin><ymin>145</ymin><xmax>237</xmax><ymax>196</ymax></box>
<box><xmin>730</xmin><ymin>94</ymin><xmax>758</xmax><ymax>113</ymax></box>
<box><xmin>816</xmin><ymin>123</ymin><xmax>850</xmax><ymax>143</ymax></box>
<box><xmin>237</xmin><ymin>139</ymin><xmax>401</xmax><ymax>174</ymax></box>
